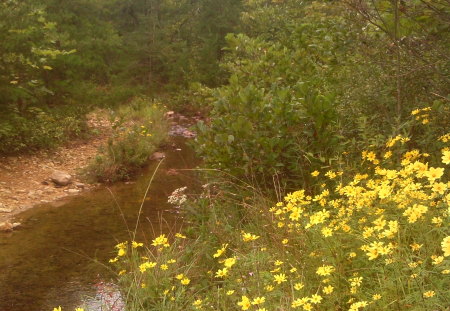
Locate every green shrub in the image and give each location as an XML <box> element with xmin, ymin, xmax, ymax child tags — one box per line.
<box><xmin>0</xmin><ymin>105</ymin><xmax>88</xmax><ymax>154</ymax></box>
<box><xmin>83</xmin><ymin>97</ymin><xmax>168</xmax><ymax>182</ymax></box>
<box><xmin>195</xmin><ymin>34</ymin><xmax>342</xmax><ymax>188</ymax></box>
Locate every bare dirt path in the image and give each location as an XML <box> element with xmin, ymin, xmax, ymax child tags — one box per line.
<box><xmin>0</xmin><ymin>110</ymin><xmax>112</xmax><ymax>225</ymax></box>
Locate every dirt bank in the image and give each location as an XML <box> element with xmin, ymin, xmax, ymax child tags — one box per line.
<box><xmin>0</xmin><ymin>111</ymin><xmax>112</xmax><ymax>224</ymax></box>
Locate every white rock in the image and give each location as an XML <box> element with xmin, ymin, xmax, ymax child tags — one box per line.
<box><xmin>50</xmin><ymin>170</ymin><xmax>72</xmax><ymax>186</ymax></box>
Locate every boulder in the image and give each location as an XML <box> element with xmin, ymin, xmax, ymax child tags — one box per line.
<box><xmin>50</xmin><ymin>170</ymin><xmax>72</xmax><ymax>186</ymax></box>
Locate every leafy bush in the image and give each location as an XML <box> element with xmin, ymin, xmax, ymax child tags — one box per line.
<box><xmin>0</xmin><ymin>105</ymin><xmax>88</xmax><ymax>154</ymax></box>
<box><xmin>83</xmin><ymin>97</ymin><xmax>168</xmax><ymax>182</ymax></box>
<box><xmin>196</xmin><ymin>33</ymin><xmax>344</xmax><ymax>187</ymax></box>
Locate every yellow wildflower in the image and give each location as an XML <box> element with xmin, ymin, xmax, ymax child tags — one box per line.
<box><xmin>294</xmin><ymin>282</ymin><xmax>304</xmax><ymax>290</ymax></box>
<box><xmin>442</xmin><ymin>150</ymin><xmax>450</xmax><ymax>165</ymax></box>
<box><xmin>316</xmin><ymin>265</ymin><xmax>335</xmax><ymax>276</ymax></box>
<box><xmin>193</xmin><ymin>299</ymin><xmax>202</xmax><ymax>307</ymax></box>
<box><xmin>215</xmin><ymin>268</ymin><xmax>228</xmax><ymax>278</ymax></box>
<box><xmin>323</xmin><ymin>285</ymin><xmax>334</xmax><ymax>294</ymax></box>
<box><xmin>242</xmin><ymin>232</ymin><xmax>260</xmax><ymax>242</ymax></box>
<box><xmin>431</xmin><ymin>255</ymin><xmax>444</xmax><ymax>265</ymax></box>
<box><xmin>213</xmin><ymin>244</ymin><xmax>228</xmax><ymax>258</ymax></box>
<box><xmin>132</xmin><ymin>241</ymin><xmax>143</xmax><ymax>248</ymax></box>
<box><xmin>237</xmin><ymin>296</ymin><xmax>251</xmax><ymax>310</ymax></box>
<box><xmin>273</xmin><ymin>273</ymin><xmax>287</xmax><ymax>284</ymax></box>
<box><xmin>151</xmin><ymin>234</ymin><xmax>170</xmax><ymax>247</ymax></box>
<box><xmin>139</xmin><ymin>261</ymin><xmax>156</xmax><ymax>273</ymax></box>
<box><xmin>251</xmin><ymin>297</ymin><xmax>266</xmax><ymax>305</ymax></box>
<box><xmin>310</xmin><ymin>294</ymin><xmax>322</xmax><ymax>304</ymax></box>
<box><xmin>223</xmin><ymin>257</ymin><xmax>237</xmax><ymax>268</ymax></box>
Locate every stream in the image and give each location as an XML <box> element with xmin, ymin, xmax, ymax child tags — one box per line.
<box><xmin>0</xmin><ymin>135</ymin><xmax>200</xmax><ymax>311</ymax></box>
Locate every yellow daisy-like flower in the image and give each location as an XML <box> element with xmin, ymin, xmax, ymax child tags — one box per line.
<box><xmin>181</xmin><ymin>277</ymin><xmax>190</xmax><ymax>285</ymax></box>
<box><xmin>273</xmin><ymin>273</ymin><xmax>287</xmax><ymax>284</ymax></box>
<box><xmin>372</xmin><ymin>294</ymin><xmax>381</xmax><ymax>301</ymax></box>
<box><xmin>294</xmin><ymin>282</ymin><xmax>304</xmax><ymax>290</ymax></box>
<box><xmin>213</xmin><ymin>244</ymin><xmax>228</xmax><ymax>258</ymax></box>
<box><xmin>323</xmin><ymin>285</ymin><xmax>334</xmax><ymax>294</ymax></box>
<box><xmin>223</xmin><ymin>257</ymin><xmax>237</xmax><ymax>268</ymax></box>
<box><xmin>215</xmin><ymin>268</ymin><xmax>229</xmax><ymax>278</ymax></box>
<box><xmin>242</xmin><ymin>232</ymin><xmax>260</xmax><ymax>242</ymax></box>
<box><xmin>139</xmin><ymin>261</ymin><xmax>156</xmax><ymax>273</ymax></box>
<box><xmin>410</xmin><ymin>243</ymin><xmax>423</xmax><ymax>251</ymax></box>
<box><xmin>442</xmin><ymin>236</ymin><xmax>450</xmax><ymax>257</ymax></box>
<box><xmin>132</xmin><ymin>241</ymin><xmax>143</xmax><ymax>248</ymax></box>
<box><xmin>316</xmin><ymin>265</ymin><xmax>335</xmax><ymax>276</ymax></box>
<box><xmin>151</xmin><ymin>234</ymin><xmax>170</xmax><ymax>248</ymax></box>
<box><xmin>310</xmin><ymin>294</ymin><xmax>322</xmax><ymax>304</ymax></box>
<box><xmin>432</xmin><ymin>255</ymin><xmax>444</xmax><ymax>265</ymax></box>
<box><xmin>442</xmin><ymin>150</ymin><xmax>450</xmax><ymax>165</ymax></box>
<box><xmin>237</xmin><ymin>296</ymin><xmax>251</xmax><ymax>310</ymax></box>
<box><xmin>176</xmin><ymin>274</ymin><xmax>184</xmax><ymax>280</ymax></box>
<box><xmin>117</xmin><ymin>248</ymin><xmax>126</xmax><ymax>257</ymax></box>
<box><xmin>311</xmin><ymin>170</ymin><xmax>320</xmax><ymax>177</ymax></box>
<box><xmin>251</xmin><ymin>297</ymin><xmax>266</xmax><ymax>305</ymax></box>
<box><xmin>160</xmin><ymin>264</ymin><xmax>169</xmax><ymax>270</ymax></box>
<box><xmin>226</xmin><ymin>290</ymin><xmax>235</xmax><ymax>295</ymax></box>
<box><xmin>274</xmin><ymin>260</ymin><xmax>283</xmax><ymax>266</ymax></box>
<box><xmin>423</xmin><ymin>290</ymin><xmax>435</xmax><ymax>298</ymax></box>
<box><xmin>53</xmin><ymin>307</ymin><xmax>62</xmax><ymax>311</ymax></box>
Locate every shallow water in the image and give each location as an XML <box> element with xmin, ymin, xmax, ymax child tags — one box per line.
<box><xmin>0</xmin><ymin>136</ymin><xmax>200</xmax><ymax>311</ymax></box>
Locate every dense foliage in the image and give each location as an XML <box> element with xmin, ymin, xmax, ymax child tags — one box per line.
<box><xmin>0</xmin><ymin>0</ymin><xmax>241</xmax><ymax>154</ymax></box>
<box><xmin>196</xmin><ymin>0</ymin><xmax>450</xmax><ymax>187</ymax></box>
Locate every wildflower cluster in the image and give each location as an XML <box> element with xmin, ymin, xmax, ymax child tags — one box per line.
<box><xmin>107</xmin><ymin>233</ymin><xmax>202</xmax><ymax>309</ymax></box>
<box><xmin>109</xmin><ymin>127</ymin><xmax>448</xmax><ymax>311</ymax></box>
